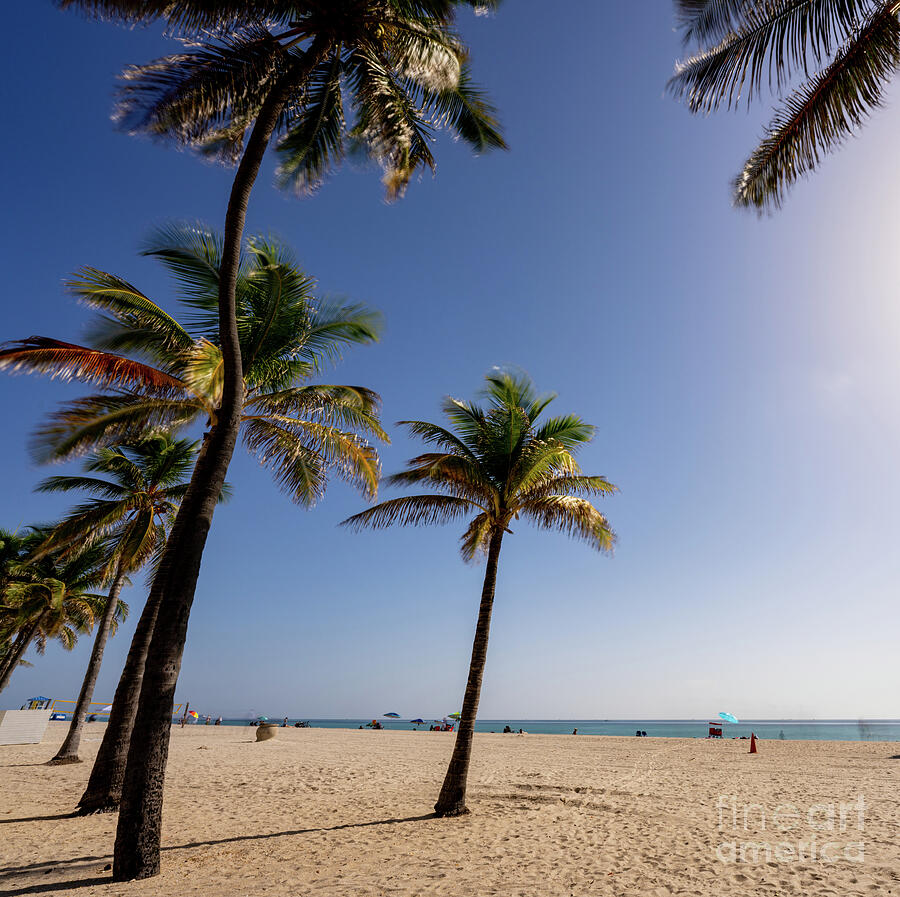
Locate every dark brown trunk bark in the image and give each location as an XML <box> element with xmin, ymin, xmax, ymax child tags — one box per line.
<box><xmin>112</xmin><ymin>41</ymin><xmax>331</xmax><ymax>882</ymax></box>
<box><xmin>49</xmin><ymin>566</ymin><xmax>127</xmax><ymax>765</ymax></box>
<box><xmin>0</xmin><ymin>616</ymin><xmax>44</xmax><ymax>694</ymax></box>
<box><xmin>434</xmin><ymin>527</ymin><xmax>505</xmax><ymax>817</ymax></box>
<box><xmin>75</xmin><ymin>582</ymin><xmax>162</xmax><ymax>814</ymax></box>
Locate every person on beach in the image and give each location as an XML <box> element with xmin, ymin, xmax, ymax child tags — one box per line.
<box><xmin>215</xmin><ymin>717</ymin><xmax>222</xmax><ymax>726</ymax></box>
<box><xmin>573</xmin><ymin>728</ymin><xmax>578</xmax><ymax>735</ymax></box>
<box><xmin>282</xmin><ymin>717</ymin><xmax>288</xmax><ymax>727</ymax></box>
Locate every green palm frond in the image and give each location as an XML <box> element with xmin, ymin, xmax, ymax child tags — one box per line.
<box><xmin>294</xmin><ymin>301</ymin><xmax>383</xmax><ymax>372</ymax></box>
<box><xmin>276</xmin><ymin>50</ymin><xmax>346</xmax><ymax>195</ymax></box>
<box><xmin>32</xmin><ymin>394</ymin><xmax>202</xmax><ymax>462</ymax></box>
<box><xmin>34</xmin><ymin>476</ymin><xmax>128</xmax><ymax>500</ymax></box>
<box><xmin>519</xmin><ymin>475</ymin><xmax>619</xmax><ymax>502</ymax></box>
<box><xmin>421</xmin><ymin>62</ymin><xmax>507</xmax><ymax>152</ymax></box>
<box><xmin>397</xmin><ymin>420</ymin><xmax>480</xmax><ymax>461</ymax></box>
<box><xmin>67</xmin><ymin>267</ymin><xmax>194</xmax><ymax>361</ymax></box>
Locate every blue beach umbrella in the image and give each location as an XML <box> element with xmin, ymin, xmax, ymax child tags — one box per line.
<box><xmin>718</xmin><ymin>712</ymin><xmax>739</xmax><ymax>724</ymax></box>
<box><xmin>383</xmin><ymin>712</ymin><xmax>401</xmax><ymax>718</ymax></box>
<box><xmin>410</xmin><ymin>719</ymin><xmax>425</xmax><ymax>724</ymax></box>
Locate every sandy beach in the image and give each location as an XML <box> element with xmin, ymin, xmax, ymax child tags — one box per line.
<box><xmin>2</xmin><ymin>722</ymin><xmax>898</xmax><ymax>895</ymax></box>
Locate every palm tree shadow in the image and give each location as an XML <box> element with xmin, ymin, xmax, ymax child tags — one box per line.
<box><xmin>0</xmin><ymin>877</ymin><xmax>108</xmax><ymax>896</ymax></box>
<box><xmin>0</xmin><ymin>812</ymin><xmax>75</xmax><ymax>824</ymax></box>
<box><xmin>167</xmin><ymin>812</ymin><xmax>436</xmax><ymax>851</ymax></box>
<box><xmin>0</xmin><ymin>812</ymin><xmax>436</xmax><ymax>890</ymax></box>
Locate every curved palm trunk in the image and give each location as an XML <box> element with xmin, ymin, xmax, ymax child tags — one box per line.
<box><xmin>75</xmin><ymin>581</ymin><xmax>162</xmax><ymax>813</ymax></box>
<box><xmin>434</xmin><ymin>528</ymin><xmax>505</xmax><ymax>817</ymax></box>
<box><xmin>49</xmin><ymin>567</ymin><xmax>127</xmax><ymax>765</ymax></box>
<box><xmin>0</xmin><ymin>615</ymin><xmax>45</xmax><ymax>694</ymax></box>
<box><xmin>0</xmin><ymin>630</ymin><xmax>28</xmax><ymax>686</ymax></box>
<box><xmin>112</xmin><ymin>42</ymin><xmax>330</xmax><ymax>882</ymax></box>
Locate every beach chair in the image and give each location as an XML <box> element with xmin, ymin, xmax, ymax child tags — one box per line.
<box><xmin>708</xmin><ymin>724</ymin><xmax>723</xmax><ymax>738</ymax></box>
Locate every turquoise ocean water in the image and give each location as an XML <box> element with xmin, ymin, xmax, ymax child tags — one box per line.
<box><xmin>211</xmin><ymin>718</ymin><xmax>900</xmax><ymax>741</ymax></box>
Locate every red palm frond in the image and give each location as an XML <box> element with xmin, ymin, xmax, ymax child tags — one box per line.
<box><xmin>0</xmin><ymin>337</ymin><xmax>185</xmax><ymax>396</ymax></box>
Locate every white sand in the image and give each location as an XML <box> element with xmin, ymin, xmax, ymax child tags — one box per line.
<box><xmin>1</xmin><ymin>722</ymin><xmax>898</xmax><ymax>895</ymax></box>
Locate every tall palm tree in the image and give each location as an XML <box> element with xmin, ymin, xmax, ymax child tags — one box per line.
<box><xmin>0</xmin><ymin>225</ymin><xmax>386</xmax><ymax>815</ymax></box>
<box><xmin>56</xmin><ymin>3</ymin><xmax>503</xmax><ymax>877</ymax></box>
<box><xmin>343</xmin><ymin>370</ymin><xmax>617</xmax><ymax>816</ymax></box>
<box><xmin>0</xmin><ymin>535</ymin><xmax>115</xmax><ymax>695</ymax></box>
<box><xmin>36</xmin><ymin>437</ymin><xmax>199</xmax><ymax>765</ymax></box>
<box><xmin>668</xmin><ymin>0</ymin><xmax>900</xmax><ymax>210</ymax></box>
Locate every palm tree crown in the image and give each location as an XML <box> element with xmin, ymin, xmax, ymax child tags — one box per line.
<box><xmin>343</xmin><ymin>369</ymin><xmax>617</xmax><ymax>555</ymax></box>
<box><xmin>0</xmin><ymin>225</ymin><xmax>388</xmax><ymax>506</ymax></box>
<box><xmin>34</xmin><ymin>436</ymin><xmax>203</xmax><ymax>578</ymax></box>
<box><xmin>668</xmin><ymin>0</ymin><xmax>900</xmax><ymax>210</ymax></box>
<box><xmin>62</xmin><ymin>0</ymin><xmax>506</xmax><ymax>198</ymax></box>
<box><xmin>0</xmin><ymin>533</ymin><xmax>122</xmax><ymax>694</ymax></box>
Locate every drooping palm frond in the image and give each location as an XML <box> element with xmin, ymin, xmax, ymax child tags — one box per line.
<box><xmin>734</xmin><ymin>4</ymin><xmax>900</xmax><ymax>208</ymax></box>
<box><xmin>342</xmin><ymin>494</ymin><xmax>480</xmax><ymax>529</ymax></box>
<box><xmin>276</xmin><ymin>50</ymin><xmax>347</xmax><ymax>194</ymax></box>
<box><xmin>32</xmin><ymin>394</ymin><xmax>202</xmax><ymax>462</ymax></box>
<box><xmin>420</xmin><ymin>62</ymin><xmax>507</xmax><ymax>152</ymax></box>
<box><xmin>114</xmin><ymin>29</ymin><xmax>288</xmax><ymax>151</ymax></box>
<box><xmin>518</xmin><ymin>495</ymin><xmax>616</xmax><ymax>552</ymax></box>
<box><xmin>0</xmin><ymin>338</ymin><xmax>185</xmax><ymax>396</ymax></box>
<box><xmin>519</xmin><ymin>475</ymin><xmax>619</xmax><ymax>502</ymax></box>
<box><xmin>670</xmin><ymin>0</ymin><xmax>873</xmax><ymax>111</ymax></box>
<box><xmin>246</xmin><ymin>385</ymin><xmax>388</xmax><ymax>441</ymax></box>
<box><xmin>670</xmin><ymin>0</ymin><xmax>900</xmax><ymax>208</ymax></box>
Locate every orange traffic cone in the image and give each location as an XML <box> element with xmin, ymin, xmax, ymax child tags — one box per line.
<box><xmin>749</xmin><ymin>733</ymin><xmax>758</xmax><ymax>754</ymax></box>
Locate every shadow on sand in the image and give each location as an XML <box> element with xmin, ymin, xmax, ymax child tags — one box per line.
<box><xmin>0</xmin><ymin>812</ymin><xmax>436</xmax><ymax>895</ymax></box>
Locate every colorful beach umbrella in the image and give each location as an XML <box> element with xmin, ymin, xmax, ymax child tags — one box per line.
<box><xmin>383</xmin><ymin>712</ymin><xmax>401</xmax><ymax>718</ymax></box>
<box><xmin>410</xmin><ymin>718</ymin><xmax>425</xmax><ymax>724</ymax></box>
<box><xmin>188</xmin><ymin>710</ymin><xmax>199</xmax><ymax>719</ymax></box>
<box><xmin>718</xmin><ymin>712</ymin><xmax>739</xmax><ymax>724</ymax></box>
<box><xmin>448</xmin><ymin>712</ymin><xmax>461</xmax><ymax>720</ymax></box>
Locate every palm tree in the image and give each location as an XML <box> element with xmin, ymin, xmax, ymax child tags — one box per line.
<box><xmin>343</xmin><ymin>370</ymin><xmax>617</xmax><ymax>816</ymax></box>
<box><xmin>36</xmin><ymin>437</ymin><xmax>199</xmax><ymax>765</ymax></box>
<box><xmin>0</xmin><ymin>529</ymin><xmax>31</xmax><ymax>685</ymax></box>
<box><xmin>0</xmin><ymin>225</ymin><xmax>386</xmax><ymax>815</ymax></box>
<box><xmin>668</xmin><ymin>1</ymin><xmax>900</xmax><ymax>210</ymax></box>
<box><xmin>0</xmin><ymin>534</ymin><xmax>115</xmax><ymax>695</ymax></box>
<box><xmin>55</xmin><ymin>3</ymin><xmax>503</xmax><ymax>877</ymax></box>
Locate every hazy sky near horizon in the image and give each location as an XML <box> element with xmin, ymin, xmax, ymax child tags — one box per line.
<box><xmin>3</xmin><ymin>2</ymin><xmax>900</xmax><ymax>721</ymax></box>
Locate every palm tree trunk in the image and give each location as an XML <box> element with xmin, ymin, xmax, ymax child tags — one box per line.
<box><xmin>434</xmin><ymin>527</ymin><xmax>505</xmax><ymax>817</ymax></box>
<box><xmin>49</xmin><ymin>566</ymin><xmax>127</xmax><ymax>765</ymax></box>
<box><xmin>0</xmin><ymin>616</ymin><xmax>44</xmax><ymax>694</ymax></box>
<box><xmin>112</xmin><ymin>40</ymin><xmax>331</xmax><ymax>883</ymax></box>
<box><xmin>75</xmin><ymin>581</ymin><xmax>162</xmax><ymax>814</ymax></box>
<box><xmin>0</xmin><ymin>630</ymin><xmax>28</xmax><ymax>685</ymax></box>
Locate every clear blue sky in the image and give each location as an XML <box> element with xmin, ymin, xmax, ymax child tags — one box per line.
<box><xmin>3</xmin><ymin>2</ymin><xmax>899</xmax><ymax>721</ymax></box>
